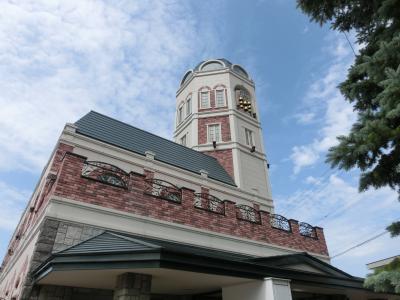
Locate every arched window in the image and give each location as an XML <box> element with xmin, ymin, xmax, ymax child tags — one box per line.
<box><xmin>180</xmin><ymin>70</ymin><xmax>193</xmax><ymax>86</ymax></box>
<box><xmin>235</xmin><ymin>86</ymin><xmax>254</xmax><ymax>116</ymax></box>
<box><xmin>199</xmin><ymin>88</ymin><xmax>210</xmax><ymax>109</ymax></box>
<box><xmin>232</xmin><ymin>65</ymin><xmax>249</xmax><ymax>78</ymax></box>
<box><xmin>200</xmin><ymin>61</ymin><xmax>224</xmax><ymax>71</ymax></box>
<box><xmin>177</xmin><ymin>105</ymin><xmax>184</xmax><ymax>123</ymax></box>
<box><xmin>186</xmin><ymin>96</ymin><xmax>192</xmax><ymax>116</ymax></box>
<box><xmin>215</xmin><ymin>89</ymin><xmax>225</xmax><ymax>107</ymax></box>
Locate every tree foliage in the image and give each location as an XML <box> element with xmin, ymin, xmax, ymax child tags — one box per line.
<box><xmin>364</xmin><ymin>258</ymin><xmax>400</xmax><ymax>293</ymax></box>
<box><xmin>297</xmin><ymin>0</ymin><xmax>400</xmax><ymax>236</ymax></box>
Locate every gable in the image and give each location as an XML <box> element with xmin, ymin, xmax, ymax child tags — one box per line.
<box><xmin>284</xmin><ymin>263</ymin><xmax>327</xmax><ymax>275</ymax></box>
<box><xmin>57</xmin><ymin>232</ymin><xmax>160</xmax><ymax>255</ymax></box>
<box><xmin>247</xmin><ymin>253</ymin><xmax>354</xmax><ymax>279</ymax></box>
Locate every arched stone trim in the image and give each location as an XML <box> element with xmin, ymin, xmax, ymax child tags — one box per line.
<box><xmin>198</xmin><ymin>86</ymin><xmax>211</xmax><ymax>91</ymax></box>
<box><xmin>212</xmin><ymin>83</ymin><xmax>227</xmax><ymax>89</ymax></box>
<box><xmin>199</xmin><ymin>59</ymin><xmax>226</xmax><ymax>71</ymax></box>
<box><xmin>213</xmin><ymin>84</ymin><xmax>228</xmax><ymax>108</ymax></box>
<box><xmin>232</xmin><ymin>64</ymin><xmax>249</xmax><ymax>79</ymax></box>
<box><xmin>198</xmin><ymin>87</ymin><xmax>211</xmax><ymax>109</ymax></box>
<box><xmin>234</xmin><ymin>85</ymin><xmax>254</xmax><ymax>115</ymax></box>
<box><xmin>180</xmin><ymin>69</ymin><xmax>193</xmax><ymax>86</ymax></box>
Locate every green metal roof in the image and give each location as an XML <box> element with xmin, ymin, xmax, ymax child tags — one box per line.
<box><xmin>57</xmin><ymin>231</ymin><xmax>251</xmax><ymax>261</ymax></box>
<box><xmin>74</xmin><ymin>111</ymin><xmax>236</xmax><ymax>186</ymax></box>
<box><xmin>57</xmin><ymin>232</ymin><xmax>161</xmax><ymax>255</ymax></box>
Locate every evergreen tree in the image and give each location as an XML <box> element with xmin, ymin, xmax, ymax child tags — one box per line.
<box><xmin>364</xmin><ymin>258</ymin><xmax>400</xmax><ymax>293</ymax></box>
<box><xmin>297</xmin><ymin>0</ymin><xmax>400</xmax><ymax>237</ymax></box>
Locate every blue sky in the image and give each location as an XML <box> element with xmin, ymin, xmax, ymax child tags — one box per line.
<box><xmin>0</xmin><ymin>0</ymin><xmax>398</xmax><ymax>277</ymax></box>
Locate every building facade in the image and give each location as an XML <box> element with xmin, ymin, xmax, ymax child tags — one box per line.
<box><xmin>0</xmin><ymin>59</ymin><xmax>396</xmax><ymax>300</ymax></box>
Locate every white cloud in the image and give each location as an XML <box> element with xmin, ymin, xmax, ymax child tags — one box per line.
<box><xmin>305</xmin><ymin>175</ymin><xmax>321</xmax><ymax>185</ymax></box>
<box><xmin>0</xmin><ymin>0</ymin><xmax>215</xmax><ymax>172</ymax></box>
<box><xmin>0</xmin><ymin>181</ymin><xmax>30</xmax><ymax>230</ymax></box>
<box><xmin>294</xmin><ymin>112</ymin><xmax>316</xmax><ymax>124</ymax></box>
<box><xmin>290</xmin><ymin>145</ymin><xmax>320</xmax><ymax>174</ymax></box>
<box><xmin>275</xmin><ymin>173</ymin><xmax>400</xmax><ymax>276</ymax></box>
<box><xmin>290</xmin><ymin>34</ymin><xmax>356</xmax><ymax>174</ymax></box>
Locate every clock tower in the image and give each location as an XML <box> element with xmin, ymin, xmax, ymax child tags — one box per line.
<box><xmin>174</xmin><ymin>59</ymin><xmax>272</xmax><ymax>204</ymax></box>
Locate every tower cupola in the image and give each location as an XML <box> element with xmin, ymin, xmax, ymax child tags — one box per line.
<box><xmin>174</xmin><ymin>58</ymin><xmax>272</xmax><ymax>204</ymax></box>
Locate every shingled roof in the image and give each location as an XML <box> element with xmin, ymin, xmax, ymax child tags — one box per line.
<box><xmin>74</xmin><ymin>111</ymin><xmax>236</xmax><ymax>186</ymax></box>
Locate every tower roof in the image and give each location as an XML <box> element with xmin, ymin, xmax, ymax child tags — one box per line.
<box><xmin>193</xmin><ymin>58</ymin><xmax>233</xmax><ymax>71</ymax></box>
<box><xmin>180</xmin><ymin>58</ymin><xmax>251</xmax><ymax>86</ymax></box>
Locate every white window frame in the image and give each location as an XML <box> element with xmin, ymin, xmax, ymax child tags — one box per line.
<box><xmin>180</xmin><ymin>134</ymin><xmax>187</xmax><ymax>146</ymax></box>
<box><xmin>215</xmin><ymin>89</ymin><xmax>226</xmax><ymax>107</ymax></box>
<box><xmin>200</xmin><ymin>91</ymin><xmax>210</xmax><ymax>109</ymax></box>
<box><xmin>207</xmin><ymin>123</ymin><xmax>222</xmax><ymax>143</ymax></box>
<box><xmin>245</xmin><ymin>128</ymin><xmax>254</xmax><ymax>146</ymax></box>
<box><xmin>186</xmin><ymin>97</ymin><xmax>192</xmax><ymax>116</ymax></box>
<box><xmin>178</xmin><ymin>106</ymin><xmax>184</xmax><ymax>123</ymax></box>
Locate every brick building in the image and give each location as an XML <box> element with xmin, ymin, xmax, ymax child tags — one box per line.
<box><xmin>0</xmin><ymin>59</ymin><xmax>396</xmax><ymax>300</ymax></box>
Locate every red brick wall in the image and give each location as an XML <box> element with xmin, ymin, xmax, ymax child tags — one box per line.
<box><xmin>203</xmin><ymin>149</ymin><xmax>234</xmax><ymax>179</ymax></box>
<box><xmin>198</xmin><ymin>116</ymin><xmax>231</xmax><ymax>144</ymax></box>
<box><xmin>1</xmin><ymin>143</ymin><xmax>73</xmax><ymax>271</ymax></box>
<box><xmin>51</xmin><ymin>151</ymin><xmax>329</xmax><ymax>256</ymax></box>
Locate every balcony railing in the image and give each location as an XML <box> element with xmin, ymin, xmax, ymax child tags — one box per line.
<box><xmin>299</xmin><ymin>222</ymin><xmax>317</xmax><ymax>238</ymax></box>
<box><xmin>236</xmin><ymin>205</ymin><xmax>261</xmax><ymax>224</ymax></box>
<box><xmin>270</xmin><ymin>214</ymin><xmax>291</xmax><ymax>232</ymax></box>
<box><xmin>82</xmin><ymin>161</ymin><xmax>129</xmax><ymax>189</ymax></box>
<box><xmin>144</xmin><ymin>178</ymin><xmax>182</xmax><ymax>203</ymax></box>
<box><xmin>194</xmin><ymin>193</ymin><xmax>225</xmax><ymax>215</ymax></box>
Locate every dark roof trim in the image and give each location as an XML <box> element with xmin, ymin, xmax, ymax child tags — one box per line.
<box><xmin>248</xmin><ymin>253</ymin><xmax>353</xmax><ymax>279</ymax></box>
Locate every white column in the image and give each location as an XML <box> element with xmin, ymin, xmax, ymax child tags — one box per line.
<box><xmin>264</xmin><ymin>278</ymin><xmax>293</xmax><ymax>300</ymax></box>
<box><xmin>222</xmin><ymin>278</ymin><xmax>292</xmax><ymax>300</ymax></box>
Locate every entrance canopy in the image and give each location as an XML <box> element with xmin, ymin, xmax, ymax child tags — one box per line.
<box><xmin>32</xmin><ymin>231</ymin><xmax>380</xmax><ymax>297</ymax></box>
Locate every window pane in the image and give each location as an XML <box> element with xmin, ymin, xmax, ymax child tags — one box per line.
<box><xmin>216</xmin><ymin>90</ymin><xmax>224</xmax><ymax>107</ymax></box>
<box><xmin>208</xmin><ymin>124</ymin><xmax>221</xmax><ymax>142</ymax></box>
<box><xmin>245</xmin><ymin>129</ymin><xmax>254</xmax><ymax>146</ymax></box>
<box><xmin>201</xmin><ymin>92</ymin><xmax>209</xmax><ymax>108</ymax></box>
<box><xmin>180</xmin><ymin>135</ymin><xmax>186</xmax><ymax>146</ymax></box>
<box><xmin>215</xmin><ymin>125</ymin><xmax>221</xmax><ymax>141</ymax></box>
<box><xmin>178</xmin><ymin>107</ymin><xmax>183</xmax><ymax>123</ymax></box>
<box><xmin>186</xmin><ymin>98</ymin><xmax>191</xmax><ymax>115</ymax></box>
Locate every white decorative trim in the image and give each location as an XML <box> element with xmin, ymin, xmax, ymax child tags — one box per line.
<box><xmin>47</xmin><ymin>197</ymin><xmax>330</xmax><ymax>261</ymax></box>
<box><xmin>199</xmin><ymin>169</ymin><xmax>209</xmax><ymax>178</ymax></box>
<box><xmin>145</xmin><ymin>151</ymin><xmax>156</xmax><ymax>160</ymax></box>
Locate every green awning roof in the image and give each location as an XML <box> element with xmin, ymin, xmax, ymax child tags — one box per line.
<box><xmin>34</xmin><ymin>231</ymin><xmax>366</xmax><ymax>291</ymax></box>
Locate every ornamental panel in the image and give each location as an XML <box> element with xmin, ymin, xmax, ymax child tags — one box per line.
<box><xmin>144</xmin><ymin>178</ymin><xmax>182</xmax><ymax>203</ymax></box>
<box><xmin>270</xmin><ymin>214</ymin><xmax>291</xmax><ymax>232</ymax></box>
<box><xmin>236</xmin><ymin>205</ymin><xmax>261</xmax><ymax>224</ymax></box>
<box><xmin>82</xmin><ymin>161</ymin><xmax>129</xmax><ymax>189</ymax></box>
<box><xmin>194</xmin><ymin>193</ymin><xmax>225</xmax><ymax>215</ymax></box>
<box><xmin>299</xmin><ymin>222</ymin><xmax>317</xmax><ymax>238</ymax></box>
